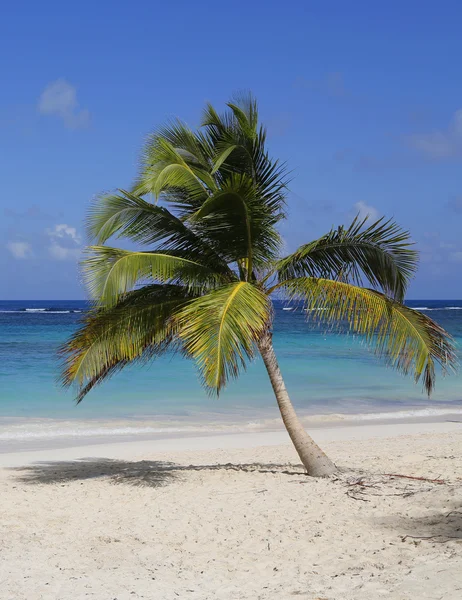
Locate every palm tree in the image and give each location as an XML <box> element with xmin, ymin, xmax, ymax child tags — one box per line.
<box><xmin>60</xmin><ymin>94</ymin><xmax>457</xmax><ymax>477</ymax></box>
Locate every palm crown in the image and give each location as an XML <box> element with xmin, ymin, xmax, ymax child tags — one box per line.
<box><xmin>61</xmin><ymin>94</ymin><xmax>456</xmax><ymax>406</ymax></box>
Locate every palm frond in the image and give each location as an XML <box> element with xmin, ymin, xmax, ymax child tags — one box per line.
<box><xmin>201</xmin><ymin>102</ymin><xmax>236</xmax><ymax>134</ymax></box>
<box><xmin>227</xmin><ymin>92</ymin><xmax>258</xmax><ymax>138</ymax></box>
<box><xmin>60</xmin><ymin>285</ymin><xmax>193</xmax><ymax>401</ymax></box>
<box><xmin>281</xmin><ymin>277</ymin><xmax>457</xmax><ymax>395</ymax></box>
<box><xmin>175</xmin><ymin>282</ymin><xmax>272</xmax><ymax>393</ymax></box>
<box><xmin>275</xmin><ymin>216</ymin><xmax>418</xmax><ymax>301</ymax></box>
<box><xmin>202</xmin><ymin>94</ymin><xmax>288</xmax><ymax>215</ymax></box>
<box><xmin>202</xmin><ymin>92</ymin><xmax>258</xmax><ymax>137</ymax></box>
<box><xmin>83</xmin><ymin>246</ymin><xmax>224</xmax><ymax>306</ymax></box>
<box><xmin>213</xmin><ymin>132</ymin><xmax>287</xmax><ymax>208</ymax></box>
<box><xmin>134</xmin><ymin>132</ymin><xmax>216</xmax><ymax>203</ymax></box>
<box><xmin>211</xmin><ymin>144</ymin><xmax>239</xmax><ymax>174</ymax></box>
<box><xmin>189</xmin><ymin>173</ymin><xmax>282</xmax><ymax>272</ymax></box>
<box><xmin>86</xmin><ymin>189</ymin><xmax>233</xmax><ymax>276</ymax></box>
<box><xmin>154</xmin><ymin>118</ymin><xmax>214</xmax><ymax>168</ymax></box>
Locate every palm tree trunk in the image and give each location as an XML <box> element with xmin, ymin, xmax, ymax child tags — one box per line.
<box><xmin>258</xmin><ymin>332</ymin><xmax>337</xmax><ymax>477</ymax></box>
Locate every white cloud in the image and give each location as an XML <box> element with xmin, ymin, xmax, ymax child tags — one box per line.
<box><xmin>46</xmin><ymin>223</ymin><xmax>82</xmax><ymax>260</ymax></box>
<box><xmin>353</xmin><ymin>201</ymin><xmax>380</xmax><ymax>222</ymax></box>
<box><xmin>38</xmin><ymin>79</ymin><xmax>90</xmax><ymax>129</ymax></box>
<box><xmin>47</xmin><ymin>223</ymin><xmax>81</xmax><ymax>244</ymax></box>
<box><xmin>450</xmin><ymin>251</ymin><xmax>462</xmax><ymax>263</ymax></box>
<box><xmin>48</xmin><ymin>244</ymin><xmax>81</xmax><ymax>261</ymax></box>
<box><xmin>7</xmin><ymin>241</ymin><xmax>32</xmax><ymax>259</ymax></box>
<box><xmin>407</xmin><ymin>109</ymin><xmax>462</xmax><ymax>159</ymax></box>
<box><xmin>417</xmin><ymin>233</ymin><xmax>462</xmax><ymax>277</ymax></box>
<box><xmin>295</xmin><ymin>72</ymin><xmax>347</xmax><ymax>97</ymax></box>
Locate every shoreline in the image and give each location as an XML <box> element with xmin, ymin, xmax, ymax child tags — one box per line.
<box><xmin>1</xmin><ymin>418</ymin><xmax>460</xmax><ymax>468</ymax></box>
<box><xmin>1</xmin><ymin>404</ymin><xmax>462</xmax><ymax>454</ymax></box>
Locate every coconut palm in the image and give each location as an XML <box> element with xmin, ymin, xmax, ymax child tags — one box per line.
<box><xmin>60</xmin><ymin>94</ymin><xmax>456</xmax><ymax>477</ymax></box>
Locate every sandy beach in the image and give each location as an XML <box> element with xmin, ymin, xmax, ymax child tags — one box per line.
<box><xmin>1</xmin><ymin>421</ymin><xmax>462</xmax><ymax>599</ymax></box>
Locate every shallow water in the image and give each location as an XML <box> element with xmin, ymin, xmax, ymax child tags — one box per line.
<box><xmin>0</xmin><ymin>299</ymin><xmax>461</xmax><ymax>449</ymax></box>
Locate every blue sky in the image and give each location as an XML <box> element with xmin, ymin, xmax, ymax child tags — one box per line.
<box><xmin>1</xmin><ymin>1</ymin><xmax>462</xmax><ymax>299</ymax></box>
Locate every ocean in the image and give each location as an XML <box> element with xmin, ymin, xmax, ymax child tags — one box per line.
<box><xmin>0</xmin><ymin>299</ymin><xmax>461</xmax><ymax>451</ymax></box>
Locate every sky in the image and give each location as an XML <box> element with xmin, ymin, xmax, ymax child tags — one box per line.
<box><xmin>1</xmin><ymin>0</ymin><xmax>462</xmax><ymax>299</ymax></box>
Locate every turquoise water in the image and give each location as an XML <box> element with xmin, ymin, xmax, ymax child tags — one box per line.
<box><xmin>0</xmin><ymin>299</ymin><xmax>461</xmax><ymax>448</ymax></box>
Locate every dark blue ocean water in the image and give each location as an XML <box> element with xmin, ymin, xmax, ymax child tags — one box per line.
<box><xmin>0</xmin><ymin>299</ymin><xmax>461</xmax><ymax>446</ymax></box>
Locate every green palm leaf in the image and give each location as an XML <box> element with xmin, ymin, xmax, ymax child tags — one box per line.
<box><xmin>227</xmin><ymin>97</ymin><xmax>258</xmax><ymax>137</ymax></box>
<box><xmin>281</xmin><ymin>277</ymin><xmax>457</xmax><ymax>395</ymax></box>
<box><xmin>211</xmin><ymin>144</ymin><xmax>239</xmax><ymax>174</ymax></box>
<box><xmin>134</xmin><ymin>128</ymin><xmax>216</xmax><ymax>203</ymax></box>
<box><xmin>83</xmin><ymin>246</ymin><xmax>225</xmax><ymax>306</ymax></box>
<box><xmin>175</xmin><ymin>282</ymin><xmax>272</xmax><ymax>393</ymax></box>
<box><xmin>201</xmin><ymin>102</ymin><xmax>236</xmax><ymax>135</ymax></box>
<box><xmin>86</xmin><ymin>189</ymin><xmax>233</xmax><ymax>276</ymax></box>
<box><xmin>60</xmin><ymin>285</ymin><xmax>193</xmax><ymax>401</ymax></box>
<box><xmin>190</xmin><ymin>173</ymin><xmax>282</xmax><ymax>272</ymax></box>
<box><xmin>275</xmin><ymin>216</ymin><xmax>418</xmax><ymax>301</ymax></box>
<box><xmin>154</xmin><ymin>118</ymin><xmax>214</xmax><ymax>168</ymax></box>
<box><xmin>203</xmin><ymin>94</ymin><xmax>288</xmax><ymax>213</ymax></box>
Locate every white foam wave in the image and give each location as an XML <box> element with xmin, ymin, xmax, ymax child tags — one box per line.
<box><xmin>0</xmin><ymin>310</ymin><xmax>80</xmax><ymax>314</ymax></box>
<box><xmin>411</xmin><ymin>306</ymin><xmax>462</xmax><ymax>311</ymax></box>
<box><xmin>1</xmin><ymin>407</ymin><xmax>461</xmax><ymax>442</ymax></box>
<box><xmin>280</xmin><ymin>304</ymin><xmax>462</xmax><ymax>312</ymax></box>
<box><xmin>0</xmin><ymin>426</ymin><xmax>191</xmax><ymax>440</ymax></box>
<box><xmin>0</xmin><ymin>421</ymin><xmax>264</xmax><ymax>441</ymax></box>
<box><xmin>302</xmin><ymin>306</ymin><xmax>462</xmax><ymax>312</ymax></box>
<box><xmin>342</xmin><ymin>407</ymin><xmax>462</xmax><ymax>421</ymax></box>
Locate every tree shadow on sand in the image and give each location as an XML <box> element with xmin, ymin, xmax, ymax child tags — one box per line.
<box><xmin>10</xmin><ymin>458</ymin><xmax>305</xmax><ymax>487</ymax></box>
<box><xmin>377</xmin><ymin>501</ymin><xmax>462</xmax><ymax>542</ymax></box>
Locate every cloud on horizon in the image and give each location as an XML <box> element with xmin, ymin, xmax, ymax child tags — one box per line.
<box><xmin>353</xmin><ymin>201</ymin><xmax>380</xmax><ymax>222</ymax></box>
<box><xmin>6</xmin><ymin>241</ymin><xmax>33</xmax><ymax>259</ymax></box>
<box><xmin>5</xmin><ymin>223</ymin><xmax>83</xmax><ymax>261</ymax></box>
<box><xmin>415</xmin><ymin>231</ymin><xmax>462</xmax><ymax>281</ymax></box>
<box><xmin>406</xmin><ymin>109</ymin><xmax>462</xmax><ymax>159</ymax></box>
<box><xmin>38</xmin><ymin>79</ymin><xmax>90</xmax><ymax>129</ymax></box>
<box><xmin>449</xmin><ymin>251</ymin><xmax>462</xmax><ymax>263</ymax></box>
<box><xmin>46</xmin><ymin>223</ymin><xmax>82</xmax><ymax>260</ymax></box>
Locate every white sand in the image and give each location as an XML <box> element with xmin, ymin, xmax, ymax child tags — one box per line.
<box><xmin>1</xmin><ymin>421</ymin><xmax>462</xmax><ymax>599</ymax></box>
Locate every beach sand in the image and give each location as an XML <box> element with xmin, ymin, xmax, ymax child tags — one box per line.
<box><xmin>1</xmin><ymin>421</ymin><xmax>462</xmax><ymax>599</ymax></box>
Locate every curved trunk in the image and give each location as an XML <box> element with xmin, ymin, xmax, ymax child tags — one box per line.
<box><xmin>258</xmin><ymin>332</ymin><xmax>337</xmax><ymax>477</ymax></box>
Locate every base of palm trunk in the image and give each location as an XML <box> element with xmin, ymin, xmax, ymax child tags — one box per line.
<box><xmin>295</xmin><ymin>441</ymin><xmax>337</xmax><ymax>477</ymax></box>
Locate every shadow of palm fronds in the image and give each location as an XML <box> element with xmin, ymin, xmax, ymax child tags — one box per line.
<box><xmin>10</xmin><ymin>459</ymin><xmax>305</xmax><ymax>487</ymax></box>
<box><xmin>10</xmin><ymin>458</ymin><xmax>178</xmax><ymax>487</ymax></box>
